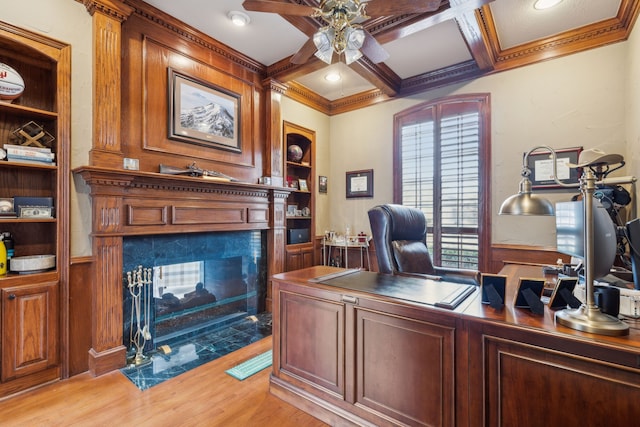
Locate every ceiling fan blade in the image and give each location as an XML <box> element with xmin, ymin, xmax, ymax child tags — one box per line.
<box><xmin>361</xmin><ymin>31</ymin><xmax>389</xmax><ymax>63</ymax></box>
<box><xmin>290</xmin><ymin>37</ymin><xmax>318</xmax><ymax>64</ymax></box>
<box><xmin>242</xmin><ymin>0</ymin><xmax>317</xmax><ymax>17</ymax></box>
<box><xmin>365</xmin><ymin>0</ymin><xmax>442</xmax><ymax>16</ymax></box>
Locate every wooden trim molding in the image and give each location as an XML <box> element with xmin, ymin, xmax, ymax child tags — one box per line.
<box><xmin>490</xmin><ymin>244</ymin><xmax>570</xmax><ymax>274</ymax></box>
<box><xmin>74</xmin><ymin>166</ymin><xmax>290</xmax><ymax>375</ymax></box>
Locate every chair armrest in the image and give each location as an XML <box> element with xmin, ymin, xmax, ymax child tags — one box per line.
<box><xmin>433</xmin><ymin>267</ymin><xmax>480</xmax><ymax>285</ymax></box>
<box><xmin>394</xmin><ymin>271</ymin><xmax>442</xmax><ymax>281</ymax></box>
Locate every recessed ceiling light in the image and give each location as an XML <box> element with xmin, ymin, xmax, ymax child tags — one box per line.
<box><xmin>533</xmin><ymin>0</ymin><xmax>563</xmax><ymax>10</ymax></box>
<box><xmin>324</xmin><ymin>72</ymin><xmax>341</xmax><ymax>82</ymax></box>
<box><xmin>228</xmin><ymin>11</ymin><xmax>250</xmax><ymax>26</ymax></box>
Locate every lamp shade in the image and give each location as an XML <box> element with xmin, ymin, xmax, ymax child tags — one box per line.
<box><xmin>499</xmin><ymin>192</ymin><xmax>555</xmax><ymax>216</ymax></box>
<box><xmin>499</xmin><ymin>177</ymin><xmax>554</xmax><ymax>216</ymax></box>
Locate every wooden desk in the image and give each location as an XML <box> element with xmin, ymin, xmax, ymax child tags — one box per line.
<box><xmin>270</xmin><ymin>266</ymin><xmax>640</xmax><ymax>426</ymax></box>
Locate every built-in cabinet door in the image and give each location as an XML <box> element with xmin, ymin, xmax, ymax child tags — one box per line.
<box><xmin>285</xmin><ymin>245</ymin><xmax>314</xmax><ymax>271</ymax></box>
<box><xmin>354</xmin><ymin>306</ymin><xmax>457</xmax><ymax>426</ymax></box>
<box><xmin>1</xmin><ymin>281</ymin><xmax>59</xmax><ymax>381</ymax></box>
<box><xmin>278</xmin><ymin>289</ymin><xmax>345</xmax><ymax>396</ymax></box>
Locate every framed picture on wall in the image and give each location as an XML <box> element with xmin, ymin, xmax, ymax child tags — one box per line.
<box><xmin>526</xmin><ymin>146</ymin><xmax>582</xmax><ymax>189</ymax></box>
<box><xmin>168</xmin><ymin>68</ymin><xmax>241</xmax><ymax>153</ymax></box>
<box><xmin>319</xmin><ymin>175</ymin><xmax>328</xmax><ymax>193</ymax></box>
<box><xmin>346</xmin><ymin>169</ymin><xmax>373</xmax><ymax>198</ymax></box>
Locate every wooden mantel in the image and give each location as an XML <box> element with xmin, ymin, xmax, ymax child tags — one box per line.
<box><xmin>74</xmin><ymin>166</ymin><xmax>290</xmax><ymax>376</ymax></box>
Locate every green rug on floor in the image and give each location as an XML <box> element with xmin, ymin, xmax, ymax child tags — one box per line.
<box><xmin>225</xmin><ymin>349</ymin><xmax>273</xmax><ymax>380</ymax></box>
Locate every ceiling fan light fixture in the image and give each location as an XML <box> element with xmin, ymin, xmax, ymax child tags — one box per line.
<box><xmin>313</xmin><ymin>28</ymin><xmax>335</xmax><ymax>64</ymax></box>
<box><xmin>345</xmin><ymin>26</ymin><xmax>365</xmax><ymax>50</ymax></box>
<box><xmin>344</xmin><ymin>48</ymin><xmax>362</xmax><ymax>65</ymax></box>
<box><xmin>533</xmin><ymin>0</ymin><xmax>563</xmax><ymax>10</ymax></box>
<box><xmin>228</xmin><ymin>11</ymin><xmax>251</xmax><ymax>26</ymax></box>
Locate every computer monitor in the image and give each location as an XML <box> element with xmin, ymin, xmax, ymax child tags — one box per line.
<box><xmin>555</xmin><ymin>199</ymin><xmax>617</xmax><ymax>280</ymax></box>
<box><xmin>626</xmin><ymin>218</ymin><xmax>640</xmax><ymax>290</ymax></box>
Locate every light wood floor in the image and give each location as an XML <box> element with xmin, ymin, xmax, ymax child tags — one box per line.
<box><xmin>0</xmin><ymin>337</ymin><xmax>327</xmax><ymax>426</ymax></box>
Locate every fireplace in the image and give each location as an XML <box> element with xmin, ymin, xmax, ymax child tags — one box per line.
<box><xmin>75</xmin><ymin>166</ymin><xmax>290</xmax><ymax>376</ymax></box>
<box><xmin>123</xmin><ymin>231</ymin><xmax>267</xmax><ymax>350</ymax></box>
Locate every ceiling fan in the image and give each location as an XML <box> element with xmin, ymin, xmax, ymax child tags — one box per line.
<box><xmin>242</xmin><ymin>0</ymin><xmax>443</xmax><ymax>65</ymax></box>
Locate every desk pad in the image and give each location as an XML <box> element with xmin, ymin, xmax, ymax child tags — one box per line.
<box><xmin>312</xmin><ymin>270</ymin><xmax>476</xmax><ymax>309</ymax></box>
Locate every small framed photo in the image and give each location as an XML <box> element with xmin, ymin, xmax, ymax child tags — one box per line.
<box><xmin>287</xmin><ymin>204</ymin><xmax>297</xmax><ymax>216</ymax></box>
<box><xmin>0</xmin><ymin>198</ymin><xmax>15</xmax><ymax>217</ymax></box>
<box><xmin>18</xmin><ymin>205</ymin><xmax>54</xmax><ymax>218</ymax></box>
<box><xmin>513</xmin><ymin>278</ymin><xmax>546</xmax><ymax>308</ymax></box>
<box><xmin>480</xmin><ymin>273</ymin><xmax>507</xmax><ymax>306</ymax></box>
<box><xmin>548</xmin><ymin>277</ymin><xmax>579</xmax><ymax>309</ymax></box>
<box><xmin>346</xmin><ymin>169</ymin><xmax>373</xmax><ymax>198</ymax></box>
<box><xmin>298</xmin><ymin>179</ymin><xmax>309</xmax><ymax>192</ymax></box>
<box><xmin>319</xmin><ymin>176</ymin><xmax>327</xmax><ymax>193</ymax></box>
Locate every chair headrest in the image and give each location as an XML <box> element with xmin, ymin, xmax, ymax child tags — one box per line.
<box><xmin>382</xmin><ymin>204</ymin><xmax>427</xmax><ymax>241</ymax></box>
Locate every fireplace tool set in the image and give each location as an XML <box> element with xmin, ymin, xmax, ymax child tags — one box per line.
<box><xmin>127</xmin><ymin>265</ymin><xmax>153</xmax><ymax>366</ymax></box>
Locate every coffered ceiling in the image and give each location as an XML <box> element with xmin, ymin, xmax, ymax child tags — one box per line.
<box><xmin>141</xmin><ymin>0</ymin><xmax>638</xmax><ymax>114</ymax></box>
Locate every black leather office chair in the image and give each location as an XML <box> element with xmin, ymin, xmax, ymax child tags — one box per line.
<box><xmin>368</xmin><ymin>204</ymin><xmax>479</xmax><ymax>285</ymax></box>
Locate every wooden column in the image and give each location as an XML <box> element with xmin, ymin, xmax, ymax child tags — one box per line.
<box><xmin>77</xmin><ymin>0</ymin><xmax>133</xmax><ymax>376</ymax></box>
<box><xmin>78</xmin><ymin>0</ymin><xmax>133</xmax><ymax>167</ymax></box>
<box><xmin>264</xmin><ymin>79</ymin><xmax>286</xmax><ymax>188</ymax></box>
<box><xmin>266</xmin><ymin>189</ymin><xmax>289</xmax><ymax>311</ymax></box>
<box><xmin>264</xmin><ymin>79</ymin><xmax>288</xmax><ymax>311</ymax></box>
<box><xmin>84</xmin><ymin>175</ymin><xmax>131</xmax><ymax>376</ymax></box>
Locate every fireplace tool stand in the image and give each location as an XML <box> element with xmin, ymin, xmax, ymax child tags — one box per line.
<box><xmin>127</xmin><ymin>265</ymin><xmax>153</xmax><ymax>366</ymax></box>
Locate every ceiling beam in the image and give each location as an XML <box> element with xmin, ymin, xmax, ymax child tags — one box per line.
<box><xmin>451</xmin><ymin>1</ymin><xmax>495</xmax><ymax>71</ymax></box>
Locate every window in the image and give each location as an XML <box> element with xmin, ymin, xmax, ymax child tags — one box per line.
<box><xmin>393</xmin><ymin>94</ymin><xmax>491</xmax><ymax>271</ymax></box>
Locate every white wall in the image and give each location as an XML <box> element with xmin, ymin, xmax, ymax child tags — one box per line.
<box><xmin>3</xmin><ymin>0</ymin><xmax>94</xmax><ymax>257</ymax></box>
<box><xmin>326</xmin><ymin>42</ymin><xmax>631</xmax><ymax>247</ymax></box>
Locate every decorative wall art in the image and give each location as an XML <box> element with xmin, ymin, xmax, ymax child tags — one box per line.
<box><xmin>168</xmin><ymin>68</ymin><xmax>241</xmax><ymax>153</ymax></box>
<box><xmin>346</xmin><ymin>169</ymin><xmax>373</xmax><ymax>198</ymax></box>
<box><xmin>526</xmin><ymin>146</ymin><xmax>582</xmax><ymax>189</ymax></box>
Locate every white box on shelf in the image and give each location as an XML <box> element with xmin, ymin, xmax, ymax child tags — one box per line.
<box><xmin>575</xmin><ymin>282</ymin><xmax>640</xmax><ymax>319</ymax></box>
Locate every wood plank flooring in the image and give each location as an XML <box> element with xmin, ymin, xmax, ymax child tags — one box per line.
<box><xmin>0</xmin><ymin>337</ymin><xmax>328</xmax><ymax>426</ymax></box>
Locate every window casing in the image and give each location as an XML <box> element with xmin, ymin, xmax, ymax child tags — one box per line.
<box><xmin>393</xmin><ymin>94</ymin><xmax>491</xmax><ymax>272</ymax></box>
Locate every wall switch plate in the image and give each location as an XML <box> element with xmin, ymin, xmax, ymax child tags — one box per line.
<box><xmin>124</xmin><ymin>158</ymin><xmax>139</xmax><ymax>170</ymax></box>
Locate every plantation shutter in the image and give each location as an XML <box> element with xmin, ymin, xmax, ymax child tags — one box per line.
<box><xmin>395</xmin><ymin>96</ymin><xmax>489</xmax><ymax>270</ymax></box>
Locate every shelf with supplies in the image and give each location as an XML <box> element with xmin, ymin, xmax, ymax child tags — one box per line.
<box><xmin>284</xmin><ymin>121</ymin><xmax>315</xmax><ymax>271</ymax></box>
<box><xmin>0</xmin><ymin>20</ymin><xmax>69</xmax><ymax>397</ymax></box>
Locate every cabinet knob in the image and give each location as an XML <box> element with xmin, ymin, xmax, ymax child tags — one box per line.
<box><xmin>8</xmin><ymin>294</ymin><xmax>16</xmax><ymax>300</ymax></box>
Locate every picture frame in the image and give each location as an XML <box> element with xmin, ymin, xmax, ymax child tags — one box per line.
<box><xmin>480</xmin><ymin>273</ymin><xmax>507</xmax><ymax>307</ymax></box>
<box><xmin>513</xmin><ymin>278</ymin><xmax>546</xmax><ymax>308</ymax></box>
<box><xmin>319</xmin><ymin>175</ymin><xmax>327</xmax><ymax>193</ymax></box>
<box><xmin>287</xmin><ymin>204</ymin><xmax>297</xmax><ymax>217</ymax></box>
<box><xmin>346</xmin><ymin>169</ymin><xmax>373</xmax><ymax>198</ymax></box>
<box><xmin>547</xmin><ymin>277</ymin><xmax>579</xmax><ymax>309</ymax></box>
<box><xmin>168</xmin><ymin>68</ymin><xmax>241</xmax><ymax>153</ymax></box>
<box><xmin>286</xmin><ymin>176</ymin><xmax>299</xmax><ymax>189</ymax></box>
<box><xmin>298</xmin><ymin>178</ymin><xmax>309</xmax><ymax>192</ymax></box>
<box><xmin>0</xmin><ymin>197</ymin><xmax>15</xmax><ymax>217</ymax></box>
<box><xmin>18</xmin><ymin>205</ymin><xmax>53</xmax><ymax>218</ymax></box>
<box><xmin>526</xmin><ymin>146</ymin><xmax>582</xmax><ymax>189</ymax></box>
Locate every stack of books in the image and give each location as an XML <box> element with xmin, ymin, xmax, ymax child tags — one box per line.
<box><xmin>4</xmin><ymin>144</ymin><xmax>55</xmax><ymax>165</ymax></box>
